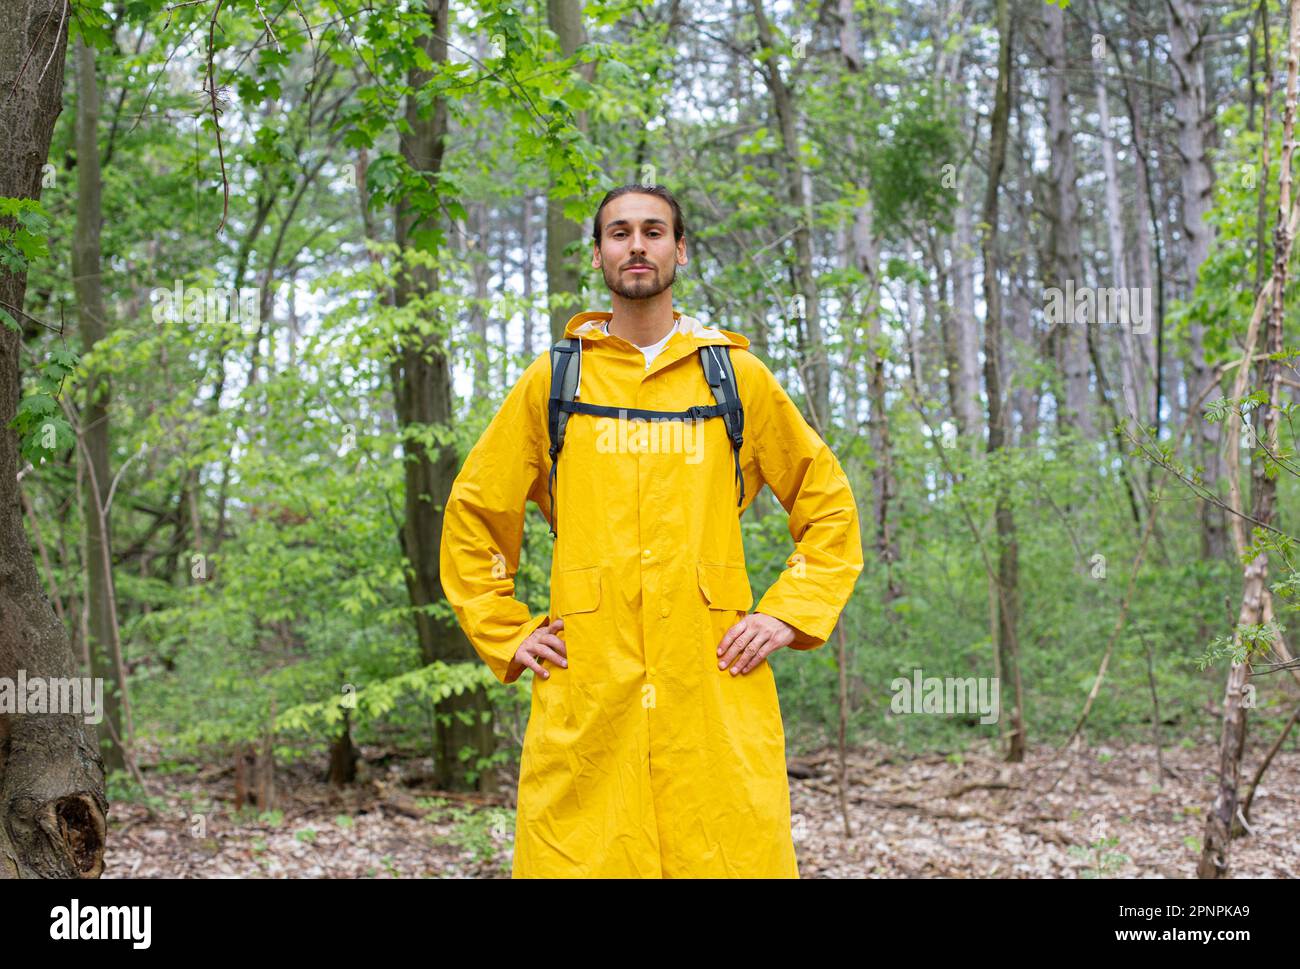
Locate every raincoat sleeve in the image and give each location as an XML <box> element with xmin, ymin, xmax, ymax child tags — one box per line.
<box><xmin>743</xmin><ymin>355</ymin><xmax>864</xmax><ymax>650</ymax></box>
<box><xmin>439</xmin><ymin>353</ymin><xmax>553</xmax><ymax>685</ymax></box>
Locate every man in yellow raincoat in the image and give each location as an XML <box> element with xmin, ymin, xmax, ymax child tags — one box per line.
<box><xmin>439</xmin><ymin>185</ymin><xmax>863</xmax><ymax>877</ymax></box>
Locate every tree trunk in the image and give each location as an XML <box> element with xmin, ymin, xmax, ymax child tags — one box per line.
<box><xmin>1009</xmin><ymin>94</ymin><xmax>1040</xmax><ymax>448</ymax></box>
<box><xmin>545</xmin><ymin>0</ymin><xmax>590</xmax><ymax>343</ymax></box>
<box><xmin>751</xmin><ymin>0</ymin><xmax>829</xmax><ymax>428</ymax></box>
<box><xmin>72</xmin><ymin>35</ymin><xmax>123</xmax><ymax>775</ymax></box>
<box><xmin>1123</xmin><ymin>83</ymin><xmax>1160</xmax><ymax>434</ymax></box>
<box><xmin>522</xmin><ymin>190</ymin><xmax>536</xmax><ymax>356</ymax></box>
<box><xmin>467</xmin><ymin>200</ymin><xmax>491</xmax><ymax>401</ymax></box>
<box><xmin>391</xmin><ymin>0</ymin><xmax>493</xmax><ymax>792</ymax></box>
<box><xmin>982</xmin><ymin>0</ymin><xmax>1025</xmax><ymax>763</ymax></box>
<box><xmin>0</xmin><ymin>0</ymin><xmax>108</xmax><ymax>879</ymax></box>
<box><xmin>839</xmin><ymin>0</ymin><xmax>899</xmax><ymax>601</ymax></box>
<box><xmin>1043</xmin><ymin>2</ymin><xmax>1092</xmax><ymax>439</ymax></box>
<box><xmin>1199</xmin><ymin>0</ymin><xmax>1300</xmax><ymax>877</ymax></box>
<box><xmin>950</xmin><ymin>179</ymin><xmax>984</xmax><ymax>442</ymax></box>
<box><xmin>1168</xmin><ymin>0</ymin><xmax>1228</xmax><ymax>561</ymax></box>
<box><xmin>1094</xmin><ymin>50</ymin><xmax>1144</xmax><ymax>425</ymax></box>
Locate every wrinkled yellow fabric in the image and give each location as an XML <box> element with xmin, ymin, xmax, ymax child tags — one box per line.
<box><xmin>439</xmin><ymin>309</ymin><xmax>863</xmax><ymax>877</ymax></box>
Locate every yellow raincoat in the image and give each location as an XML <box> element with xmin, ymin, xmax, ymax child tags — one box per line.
<box><xmin>439</xmin><ymin>309</ymin><xmax>863</xmax><ymax>877</ymax></box>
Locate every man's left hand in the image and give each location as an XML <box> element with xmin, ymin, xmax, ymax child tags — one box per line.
<box><xmin>717</xmin><ymin>612</ymin><xmax>797</xmax><ymax>675</ymax></box>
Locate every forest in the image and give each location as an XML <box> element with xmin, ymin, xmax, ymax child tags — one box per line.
<box><xmin>0</xmin><ymin>0</ymin><xmax>1297</xmax><ymax>881</ymax></box>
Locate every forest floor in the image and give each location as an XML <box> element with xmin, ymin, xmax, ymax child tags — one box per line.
<box><xmin>102</xmin><ymin>737</ymin><xmax>1299</xmax><ymax>878</ymax></box>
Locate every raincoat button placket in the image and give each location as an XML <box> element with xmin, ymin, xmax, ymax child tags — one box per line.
<box><xmin>637</xmin><ymin>386</ymin><xmax>665</xmax><ymax>683</ymax></box>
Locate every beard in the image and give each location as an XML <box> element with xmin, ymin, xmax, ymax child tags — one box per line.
<box><xmin>603</xmin><ymin>259</ymin><xmax>677</xmax><ymax>300</ymax></box>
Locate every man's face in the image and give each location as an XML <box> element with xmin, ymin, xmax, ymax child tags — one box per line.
<box><xmin>592</xmin><ymin>194</ymin><xmax>686</xmax><ymax>300</ymax></box>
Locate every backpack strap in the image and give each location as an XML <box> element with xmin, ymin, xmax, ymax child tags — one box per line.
<box><xmin>545</xmin><ymin>336</ymin><xmax>747</xmax><ymax>539</ymax></box>
<box><xmin>700</xmin><ymin>344</ymin><xmax>745</xmax><ymax>508</ymax></box>
<box><xmin>547</xmin><ymin>337</ymin><xmax>582</xmax><ymax>538</ymax></box>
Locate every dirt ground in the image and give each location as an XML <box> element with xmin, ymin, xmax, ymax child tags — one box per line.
<box><xmin>101</xmin><ymin>738</ymin><xmax>1299</xmax><ymax>878</ymax></box>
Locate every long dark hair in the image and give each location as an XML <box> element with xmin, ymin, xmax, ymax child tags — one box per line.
<box><xmin>591</xmin><ymin>184</ymin><xmax>685</xmax><ymax>246</ymax></box>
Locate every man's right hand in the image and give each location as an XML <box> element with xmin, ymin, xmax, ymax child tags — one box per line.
<box><xmin>510</xmin><ymin>618</ymin><xmax>567</xmax><ymax>679</ymax></box>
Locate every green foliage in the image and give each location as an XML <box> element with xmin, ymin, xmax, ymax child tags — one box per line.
<box><xmin>0</xmin><ymin>197</ymin><xmax>51</xmax><ymax>274</ymax></box>
<box><xmin>865</xmin><ymin>90</ymin><xmax>961</xmax><ymax>238</ymax></box>
<box><xmin>10</xmin><ymin>348</ymin><xmax>78</xmax><ymax>466</ymax></box>
<box><xmin>106</xmin><ymin>768</ymin><xmax>168</xmax><ymax>815</ymax></box>
<box><xmin>773</xmin><ymin>421</ymin><xmax>1245</xmax><ymax>754</ymax></box>
<box><xmin>276</xmin><ymin>661</ymin><xmax>498</xmax><ymax>736</ymax></box>
<box><xmin>1070</xmin><ymin>836</ymin><xmax>1130</xmax><ymax>878</ymax></box>
<box><xmin>1199</xmin><ymin>621</ymin><xmax>1283</xmax><ymax>669</ymax></box>
<box><xmin>2</xmin><ymin>196</ymin><xmax>77</xmax><ymax>464</ymax></box>
<box><xmin>421</xmin><ymin>796</ymin><xmax>514</xmax><ymax>870</ymax></box>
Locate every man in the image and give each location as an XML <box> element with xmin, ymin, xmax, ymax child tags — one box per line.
<box><xmin>439</xmin><ymin>184</ymin><xmax>863</xmax><ymax>877</ymax></box>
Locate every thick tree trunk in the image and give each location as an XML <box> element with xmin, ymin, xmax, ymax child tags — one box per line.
<box><xmin>1</xmin><ymin>0</ymin><xmax>108</xmax><ymax>879</ymax></box>
<box><xmin>392</xmin><ymin>0</ymin><xmax>492</xmax><ymax>791</ymax></box>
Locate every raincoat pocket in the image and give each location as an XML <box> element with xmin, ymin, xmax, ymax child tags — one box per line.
<box><xmin>696</xmin><ymin>563</ymin><xmax>753</xmax><ymax>612</ymax></box>
<box><xmin>698</xmin><ymin>563</ymin><xmax>761</xmax><ymax>675</ymax></box>
<box><xmin>551</xmin><ymin>565</ymin><xmax>602</xmax><ymax>616</ymax></box>
<box><xmin>539</xmin><ymin>566</ymin><xmax>601</xmax><ymax>729</ymax></box>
